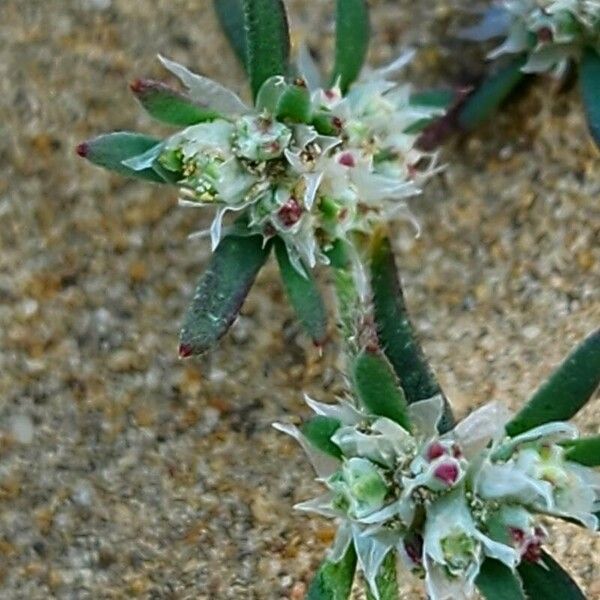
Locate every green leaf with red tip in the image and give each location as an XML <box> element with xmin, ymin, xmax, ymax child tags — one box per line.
<box><xmin>213</xmin><ymin>0</ymin><xmax>248</xmax><ymax>70</ymax></box>
<box><xmin>561</xmin><ymin>435</ymin><xmax>600</xmax><ymax>467</ymax></box>
<box><xmin>332</xmin><ymin>0</ymin><xmax>370</xmax><ymax>93</ymax></box>
<box><xmin>458</xmin><ymin>55</ymin><xmax>527</xmax><ymax>130</ymax></box>
<box><xmin>242</xmin><ymin>0</ymin><xmax>290</xmax><ymax>100</ymax></box>
<box><xmin>307</xmin><ymin>545</ymin><xmax>357</xmax><ymax>600</ymax></box>
<box><xmin>580</xmin><ymin>46</ymin><xmax>600</xmax><ymax>148</ymax></box>
<box><xmin>518</xmin><ymin>552</ymin><xmax>586</xmax><ymax>600</ymax></box>
<box><xmin>476</xmin><ymin>558</ymin><xmax>526</xmax><ymax>600</ymax></box>
<box><xmin>506</xmin><ymin>328</ymin><xmax>600</xmax><ymax>437</ymax></box>
<box><xmin>365</xmin><ymin>552</ymin><xmax>399</xmax><ymax>600</ymax></box>
<box><xmin>352</xmin><ymin>349</ymin><xmax>411</xmax><ymax>430</ymax></box>
<box><xmin>301</xmin><ymin>416</ymin><xmax>342</xmax><ymax>459</ymax></box>
<box><xmin>130</xmin><ymin>79</ymin><xmax>220</xmax><ymax>125</ymax></box>
<box><xmin>179</xmin><ymin>230</ymin><xmax>272</xmax><ymax>357</ymax></box>
<box><xmin>274</xmin><ymin>238</ymin><xmax>328</xmax><ymax>345</ymax></box>
<box><xmin>77</xmin><ymin>132</ymin><xmax>165</xmax><ymax>183</ymax></box>
<box><xmin>368</xmin><ymin>232</ymin><xmax>454</xmax><ymax>433</ymax></box>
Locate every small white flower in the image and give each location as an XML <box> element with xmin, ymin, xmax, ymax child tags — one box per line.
<box><xmin>423</xmin><ymin>491</ymin><xmax>519</xmax><ymax>600</ymax></box>
<box><xmin>478</xmin><ymin>421</ymin><xmax>600</xmax><ymax>530</ymax></box>
<box><xmin>126</xmin><ymin>53</ymin><xmax>444</xmax><ymax>274</ymax></box>
<box><xmin>276</xmin><ymin>392</ymin><xmax>600</xmax><ymax>599</ymax></box>
<box><xmin>465</xmin><ymin>1</ymin><xmax>600</xmax><ymax>77</ymax></box>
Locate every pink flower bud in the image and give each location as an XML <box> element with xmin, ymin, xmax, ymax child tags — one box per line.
<box><xmin>277</xmin><ymin>198</ymin><xmax>303</xmax><ymax>227</ymax></box>
<box><xmin>338</xmin><ymin>152</ymin><xmax>356</xmax><ymax>168</ymax></box>
<box><xmin>426</xmin><ymin>442</ymin><xmax>447</xmax><ymax>461</ymax></box>
<box><xmin>433</xmin><ymin>461</ymin><xmax>460</xmax><ymax>485</ymax></box>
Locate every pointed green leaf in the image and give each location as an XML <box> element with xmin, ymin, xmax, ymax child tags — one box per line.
<box><xmin>76</xmin><ymin>132</ymin><xmax>165</xmax><ymax>183</ymax></box>
<box><xmin>410</xmin><ymin>89</ymin><xmax>455</xmax><ymax>110</ymax></box>
<box><xmin>518</xmin><ymin>552</ymin><xmax>586</xmax><ymax>600</ymax></box>
<box><xmin>274</xmin><ymin>238</ymin><xmax>328</xmax><ymax>345</ymax></box>
<box><xmin>365</xmin><ymin>551</ymin><xmax>399</xmax><ymax>600</ymax></box>
<box><xmin>506</xmin><ymin>328</ymin><xmax>600</xmax><ymax>437</ymax></box>
<box><xmin>368</xmin><ymin>232</ymin><xmax>454</xmax><ymax>433</ymax></box>
<box><xmin>458</xmin><ymin>55</ymin><xmax>527</xmax><ymax>130</ymax></box>
<box><xmin>179</xmin><ymin>232</ymin><xmax>272</xmax><ymax>357</ymax></box>
<box><xmin>307</xmin><ymin>545</ymin><xmax>357</xmax><ymax>600</ymax></box>
<box><xmin>242</xmin><ymin>0</ymin><xmax>290</xmax><ymax>100</ymax></box>
<box><xmin>130</xmin><ymin>79</ymin><xmax>220</xmax><ymax>125</ymax></box>
<box><xmin>561</xmin><ymin>435</ymin><xmax>600</xmax><ymax>467</ymax></box>
<box><xmin>213</xmin><ymin>0</ymin><xmax>248</xmax><ymax>69</ymax></box>
<box><xmin>580</xmin><ymin>47</ymin><xmax>600</xmax><ymax>147</ymax></box>
<box><xmin>332</xmin><ymin>0</ymin><xmax>370</xmax><ymax>93</ymax></box>
<box><xmin>301</xmin><ymin>416</ymin><xmax>343</xmax><ymax>459</ymax></box>
<box><xmin>352</xmin><ymin>349</ymin><xmax>411</xmax><ymax>430</ymax></box>
<box><xmin>476</xmin><ymin>558</ymin><xmax>526</xmax><ymax>600</ymax></box>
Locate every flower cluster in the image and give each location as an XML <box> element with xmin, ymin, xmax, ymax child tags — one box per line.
<box><xmin>462</xmin><ymin>0</ymin><xmax>600</xmax><ymax>76</ymax></box>
<box><xmin>125</xmin><ymin>54</ymin><xmax>443</xmax><ymax>275</ymax></box>
<box><xmin>275</xmin><ymin>395</ymin><xmax>600</xmax><ymax>600</ymax></box>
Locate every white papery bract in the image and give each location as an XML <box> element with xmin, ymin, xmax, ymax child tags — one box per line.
<box><xmin>275</xmin><ymin>395</ymin><xmax>600</xmax><ymax>599</ymax></box>
<box><xmin>462</xmin><ymin>0</ymin><xmax>600</xmax><ymax>76</ymax></box>
<box><xmin>126</xmin><ymin>54</ymin><xmax>443</xmax><ymax>275</ymax></box>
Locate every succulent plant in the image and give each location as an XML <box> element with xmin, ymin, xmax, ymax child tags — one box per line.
<box><xmin>77</xmin><ymin>0</ymin><xmax>451</xmax><ymax>358</ymax></box>
<box><xmin>457</xmin><ymin>0</ymin><xmax>600</xmax><ymax>146</ymax></box>
<box><xmin>277</xmin><ymin>328</ymin><xmax>600</xmax><ymax>599</ymax></box>
<box><xmin>75</xmin><ymin>1</ymin><xmax>599</xmax><ymax>598</ymax></box>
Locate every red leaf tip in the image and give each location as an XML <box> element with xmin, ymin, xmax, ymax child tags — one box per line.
<box><xmin>75</xmin><ymin>142</ymin><xmax>89</xmax><ymax>158</ymax></box>
<box><xmin>178</xmin><ymin>343</ymin><xmax>194</xmax><ymax>359</ymax></box>
<box><xmin>129</xmin><ymin>78</ymin><xmax>146</xmax><ymax>94</ymax></box>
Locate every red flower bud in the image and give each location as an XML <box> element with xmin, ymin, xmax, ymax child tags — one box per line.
<box><xmin>433</xmin><ymin>461</ymin><xmax>460</xmax><ymax>485</ymax></box>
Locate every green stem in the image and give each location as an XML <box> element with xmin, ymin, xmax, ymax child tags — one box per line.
<box><xmin>326</xmin><ymin>239</ymin><xmax>369</xmax><ymax>360</ymax></box>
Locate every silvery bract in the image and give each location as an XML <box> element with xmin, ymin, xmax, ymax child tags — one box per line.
<box><xmin>274</xmin><ymin>395</ymin><xmax>600</xmax><ymax>600</ymax></box>
<box><xmin>125</xmin><ymin>53</ymin><xmax>443</xmax><ymax>275</ymax></box>
<box><xmin>461</xmin><ymin>0</ymin><xmax>600</xmax><ymax>76</ymax></box>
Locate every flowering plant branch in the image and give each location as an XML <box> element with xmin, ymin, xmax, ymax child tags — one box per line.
<box><xmin>277</xmin><ymin>327</ymin><xmax>600</xmax><ymax>599</ymax></box>
<box><xmin>77</xmin><ymin>0</ymin><xmax>449</xmax><ymax>359</ymax></box>
<box><xmin>75</xmin><ymin>1</ymin><xmax>600</xmax><ymax>598</ymax></box>
<box><xmin>456</xmin><ymin>1</ymin><xmax>600</xmax><ymax>146</ymax></box>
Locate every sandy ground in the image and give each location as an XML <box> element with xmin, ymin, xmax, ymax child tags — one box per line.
<box><xmin>0</xmin><ymin>0</ymin><xmax>599</xmax><ymax>598</ymax></box>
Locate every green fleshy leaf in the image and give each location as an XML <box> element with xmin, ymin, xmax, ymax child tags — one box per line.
<box><xmin>76</xmin><ymin>132</ymin><xmax>165</xmax><ymax>183</ymax></box>
<box><xmin>130</xmin><ymin>79</ymin><xmax>220</xmax><ymax>125</ymax></box>
<box><xmin>332</xmin><ymin>0</ymin><xmax>370</xmax><ymax>93</ymax></box>
<box><xmin>365</xmin><ymin>551</ymin><xmax>399</xmax><ymax>600</ymax></box>
<box><xmin>307</xmin><ymin>545</ymin><xmax>357</xmax><ymax>600</ymax></box>
<box><xmin>213</xmin><ymin>0</ymin><xmax>248</xmax><ymax>69</ymax></box>
<box><xmin>301</xmin><ymin>416</ymin><xmax>343</xmax><ymax>459</ymax></box>
<box><xmin>561</xmin><ymin>435</ymin><xmax>600</xmax><ymax>467</ymax></box>
<box><xmin>179</xmin><ymin>231</ymin><xmax>272</xmax><ymax>357</ymax></box>
<box><xmin>506</xmin><ymin>328</ymin><xmax>600</xmax><ymax>437</ymax></box>
<box><xmin>242</xmin><ymin>0</ymin><xmax>290</xmax><ymax>100</ymax></box>
<box><xmin>352</xmin><ymin>349</ymin><xmax>411</xmax><ymax>430</ymax></box>
<box><xmin>476</xmin><ymin>558</ymin><xmax>526</xmax><ymax>600</ymax></box>
<box><xmin>518</xmin><ymin>551</ymin><xmax>586</xmax><ymax>600</ymax></box>
<box><xmin>368</xmin><ymin>232</ymin><xmax>454</xmax><ymax>433</ymax></box>
<box><xmin>404</xmin><ymin>89</ymin><xmax>455</xmax><ymax>134</ymax></box>
<box><xmin>410</xmin><ymin>89</ymin><xmax>455</xmax><ymax>109</ymax></box>
<box><xmin>274</xmin><ymin>238</ymin><xmax>328</xmax><ymax>345</ymax></box>
<box><xmin>276</xmin><ymin>82</ymin><xmax>312</xmax><ymax>123</ymax></box>
<box><xmin>580</xmin><ymin>47</ymin><xmax>600</xmax><ymax>148</ymax></box>
<box><xmin>458</xmin><ymin>55</ymin><xmax>527</xmax><ymax>130</ymax></box>
<box><xmin>256</xmin><ymin>75</ymin><xmax>288</xmax><ymax>113</ymax></box>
